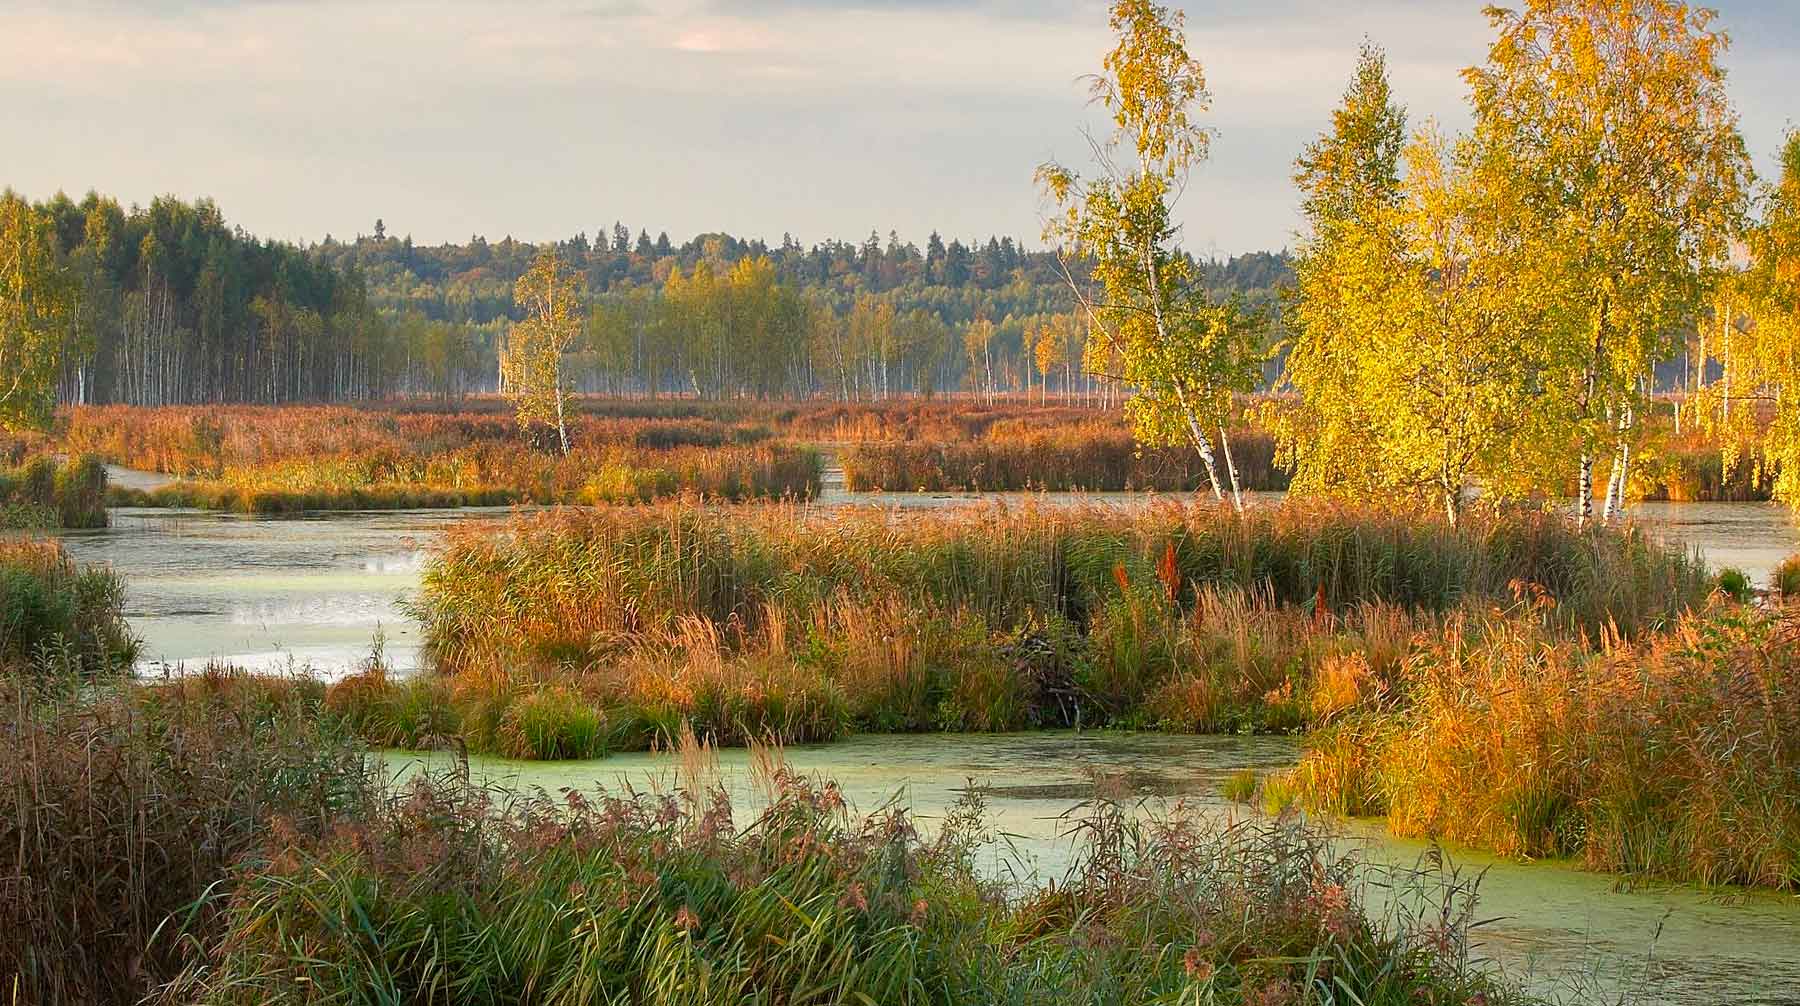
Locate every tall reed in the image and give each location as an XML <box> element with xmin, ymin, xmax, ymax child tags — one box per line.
<box><xmin>0</xmin><ymin>539</ymin><xmax>136</xmax><ymax>675</ymax></box>
<box><xmin>392</xmin><ymin>502</ymin><xmax>1707</xmax><ymax>755</ymax></box>
<box><xmin>61</xmin><ymin>405</ymin><xmax>782</xmax><ymax>477</ymax></box>
<box><xmin>1283</xmin><ymin>604</ymin><xmax>1800</xmax><ymax>889</ymax></box>
<box><xmin>0</xmin><ymin>454</ymin><xmax>109</xmax><ymax>529</ymax></box>
<box><xmin>1</xmin><ymin>669</ymin><xmax>378</xmax><ymax>1005</ymax></box>
<box><xmin>841</xmin><ymin>429</ymin><xmax>1286</xmax><ymax>492</ymax></box>
<box><xmin>154</xmin><ymin>753</ymin><xmax>1538</xmax><ymax>1006</ymax></box>
<box><xmin>420</xmin><ymin>501</ymin><xmax>1703</xmax><ymax>679</ymax></box>
<box><xmin>112</xmin><ymin>443</ymin><xmax>821</xmax><ymax>513</ymax></box>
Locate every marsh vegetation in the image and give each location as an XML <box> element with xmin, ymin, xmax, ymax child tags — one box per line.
<box><xmin>5</xmin><ymin>0</ymin><xmax>1800</xmax><ymax>1001</ymax></box>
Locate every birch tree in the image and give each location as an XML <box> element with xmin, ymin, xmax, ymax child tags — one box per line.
<box><xmin>1466</xmin><ymin>0</ymin><xmax>1750</xmax><ymax>525</ymax></box>
<box><xmin>502</xmin><ymin>250</ymin><xmax>583</xmax><ymax>454</ymax></box>
<box><xmin>1732</xmin><ymin>132</ymin><xmax>1800</xmax><ymax>509</ymax></box>
<box><xmin>1279</xmin><ymin>42</ymin><xmax>1408</xmax><ymax>498</ymax></box>
<box><xmin>1037</xmin><ymin>0</ymin><xmax>1262</xmax><ymax>508</ymax></box>
<box><xmin>1323</xmin><ymin>131</ymin><xmax>1556</xmax><ymax>524</ymax></box>
<box><xmin>0</xmin><ymin>191</ymin><xmax>71</xmax><ymax>431</ymax></box>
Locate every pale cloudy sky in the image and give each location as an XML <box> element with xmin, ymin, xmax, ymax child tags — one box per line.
<box><xmin>6</xmin><ymin>0</ymin><xmax>1796</xmax><ymax>255</ymax></box>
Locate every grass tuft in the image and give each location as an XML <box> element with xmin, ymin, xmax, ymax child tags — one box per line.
<box><xmin>1282</xmin><ymin>605</ymin><xmax>1800</xmax><ymax>889</ymax></box>
<box><xmin>154</xmin><ymin>752</ymin><xmax>1540</xmax><ymax>1006</ymax></box>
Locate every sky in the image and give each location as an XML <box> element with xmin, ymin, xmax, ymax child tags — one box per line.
<box><xmin>5</xmin><ymin>0</ymin><xmax>1796</xmax><ymax>256</ymax></box>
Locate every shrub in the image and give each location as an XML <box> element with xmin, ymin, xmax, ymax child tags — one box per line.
<box><xmin>0</xmin><ymin>454</ymin><xmax>109</xmax><ymax>529</ymax></box>
<box><xmin>1715</xmin><ymin>566</ymin><xmax>1754</xmax><ymax>602</ymax></box>
<box><xmin>1220</xmin><ymin>768</ymin><xmax>1258</xmax><ymax>804</ymax></box>
<box><xmin>1773</xmin><ymin>554</ymin><xmax>1800</xmax><ymax>602</ymax></box>
<box><xmin>499</xmin><ymin>686</ymin><xmax>610</xmax><ymax>760</ymax></box>
<box><xmin>324</xmin><ymin>668</ymin><xmax>459</xmax><ymax>748</ymax></box>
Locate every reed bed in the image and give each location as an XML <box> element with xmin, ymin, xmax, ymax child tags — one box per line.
<box><xmin>0</xmin><ymin>430</ymin><xmax>51</xmax><ymax>467</ymax></box>
<box><xmin>59</xmin><ymin>405</ymin><xmax>778</xmax><ymax>477</ymax></box>
<box><xmin>1280</xmin><ymin>604</ymin><xmax>1800</xmax><ymax>889</ymax></box>
<box><xmin>383</xmin><ymin>501</ymin><xmax>1706</xmax><ymax>756</ymax></box>
<box><xmin>1</xmin><ymin>669</ymin><xmax>379</xmax><ymax>1006</ymax></box>
<box><xmin>58</xmin><ymin>401</ymin><xmax>1131</xmax><ymax>469</ymax></box>
<box><xmin>154</xmin><ymin>746</ymin><xmax>1536</xmax><ymax>1006</ymax></box>
<box><xmin>0</xmin><ymin>538</ymin><xmax>136</xmax><ymax>674</ymax></box>
<box><xmin>841</xmin><ymin>429</ymin><xmax>1286</xmax><ymax>492</ymax></box>
<box><xmin>772</xmin><ymin>399</ymin><xmax>1113</xmax><ymax>442</ymax></box>
<box><xmin>1639</xmin><ymin>433</ymin><xmax>1776</xmax><ymax>502</ymax></box>
<box><xmin>110</xmin><ymin>443</ymin><xmax>822</xmax><ymax>513</ymax></box>
<box><xmin>420</xmin><ymin>501</ymin><xmax>1702</xmax><ymax>668</ymax></box>
<box><xmin>0</xmin><ymin>454</ymin><xmax>109</xmax><ymax>529</ymax></box>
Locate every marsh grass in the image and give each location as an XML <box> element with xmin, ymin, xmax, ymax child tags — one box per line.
<box><xmin>153</xmin><ymin>741</ymin><xmax>1538</xmax><ymax>1006</ymax></box>
<box><xmin>1</xmin><ymin>668</ymin><xmax>378</xmax><ymax>1006</ymax></box>
<box><xmin>0</xmin><ymin>454</ymin><xmax>109</xmax><ymax>529</ymax></box>
<box><xmin>1776</xmin><ymin>553</ymin><xmax>1800</xmax><ymax>601</ymax></box>
<box><xmin>1220</xmin><ymin>768</ymin><xmax>1259</xmax><ymax>804</ymax></box>
<box><xmin>111</xmin><ymin>443</ymin><xmax>821</xmax><ymax>512</ymax></box>
<box><xmin>841</xmin><ymin>428</ymin><xmax>1286</xmax><ymax>493</ymax></box>
<box><xmin>420</xmin><ymin>501</ymin><xmax>1703</xmax><ymax>678</ymax></box>
<box><xmin>1283</xmin><ymin>604</ymin><xmax>1800</xmax><ymax>889</ymax></box>
<box><xmin>0</xmin><ymin>539</ymin><xmax>137</xmax><ymax>675</ymax></box>
<box><xmin>386</xmin><ymin>501</ymin><xmax>1709</xmax><ymax>758</ymax></box>
<box><xmin>64</xmin><ymin>405</ymin><xmax>818</xmax><ymax>512</ymax></box>
<box><xmin>61</xmin><ymin>405</ymin><xmax>774</xmax><ymax>473</ymax></box>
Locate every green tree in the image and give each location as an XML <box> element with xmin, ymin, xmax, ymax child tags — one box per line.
<box><xmin>1038</xmin><ymin>0</ymin><xmax>1263</xmax><ymax>508</ymax></box>
<box><xmin>1466</xmin><ymin>0</ymin><xmax>1750</xmax><ymax>524</ymax></box>
<box><xmin>0</xmin><ymin>191</ymin><xmax>72</xmax><ymax>431</ymax></box>
<box><xmin>1732</xmin><ymin>132</ymin><xmax>1800</xmax><ymax>509</ymax></box>
<box><xmin>502</xmin><ymin>250</ymin><xmax>583</xmax><ymax>453</ymax></box>
<box><xmin>1302</xmin><ymin>129</ymin><xmax>1558</xmax><ymax>524</ymax></box>
<box><xmin>1279</xmin><ymin>42</ymin><xmax>1408</xmax><ymax>497</ymax></box>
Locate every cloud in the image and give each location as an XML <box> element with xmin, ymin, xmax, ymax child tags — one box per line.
<box><xmin>4</xmin><ymin>0</ymin><xmax>1793</xmax><ymax>255</ymax></box>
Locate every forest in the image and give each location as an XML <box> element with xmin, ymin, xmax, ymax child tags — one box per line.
<box><xmin>0</xmin><ymin>188</ymin><xmax>1291</xmax><ymax>412</ymax></box>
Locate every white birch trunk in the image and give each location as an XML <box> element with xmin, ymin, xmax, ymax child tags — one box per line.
<box><xmin>1218</xmin><ymin>423</ymin><xmax>1244</xmax><ymax>511</ymax></box>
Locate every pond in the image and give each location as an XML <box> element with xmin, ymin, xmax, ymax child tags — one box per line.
<box><xmin>37</xmin><ymin>488</ymin><xmax>1800</xmax><ymax>1004</ymax></box>
<box><xmin>383</xmin><ymin>731</ymin><xmax>1800</xmax><ymax>1006</ymax></box>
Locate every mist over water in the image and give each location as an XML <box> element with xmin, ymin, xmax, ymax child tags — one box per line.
<box><xmin>53</xmin><ymin>507</ymin><xmax>473</xmax><ymax>678</ymax></box>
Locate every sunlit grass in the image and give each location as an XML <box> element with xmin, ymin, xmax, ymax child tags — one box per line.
<box><xmin>841</xmin><ymin>427</ymin><xmax>1286</xmax><ymax>492</ymax></box>
<box><xmin>153</xmin><ymin>740</ymin><xmax>1540</xmax><ymax>1006</ymax></box>
<box><xmin>1281</xmin><ymin>603</ymin><xmax>1800</xmax><ymax>889</ymax></box>
<box><xmin>386</xmin><ymin>500</ymin><xmax>1709</xmax><ymax>758</ymax></box>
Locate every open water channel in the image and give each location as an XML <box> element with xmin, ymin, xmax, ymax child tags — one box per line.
<box><xmin>41</xmin><ymin>476</ymin><xmax>1800</xmax><ymax>1004</ymax></box>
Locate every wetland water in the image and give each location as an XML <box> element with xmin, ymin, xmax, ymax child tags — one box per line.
<box><xmin>42</xmin><ymin>487</ymin><xmax>1800</xmax><ymax>1003</ymax></box>
<box><xmin>385</xmin><ymin>732</ymin><xmax>1800</xmax><ymax>1005</ymax></box>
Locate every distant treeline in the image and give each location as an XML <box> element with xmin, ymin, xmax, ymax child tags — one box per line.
<box><xmin>16</xmin><ymin>190</ymin><xmax>1293</xmax><ymax>408</ymax></box>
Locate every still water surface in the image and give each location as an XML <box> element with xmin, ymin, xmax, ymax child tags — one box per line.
<box><xmin>385</xmin><ymin>732</ymin><xmax>1800</xmax><ymax>1006</ymax></box>
<box><xmin>40</xmin><ymin>488</ymin><xmax>1800</xmax><ymax>1004</ymax></box>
